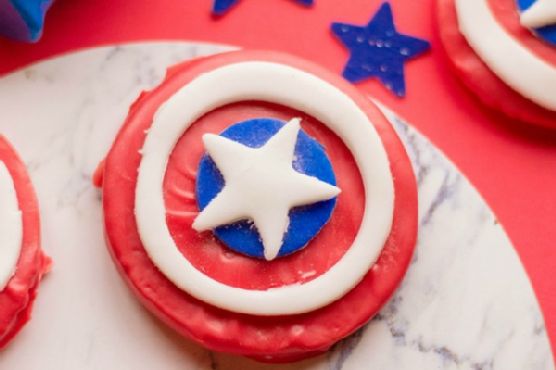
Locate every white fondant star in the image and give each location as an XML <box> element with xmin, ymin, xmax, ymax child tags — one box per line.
<box><xmin>192</xmin><ymin>118</ymin><xmax>341</xmax><ymax>261</ymax></box>
<box><xmin>521</xmin><ymin>0</ymin><xmax>556</xmax><ymax>29</ymax></box>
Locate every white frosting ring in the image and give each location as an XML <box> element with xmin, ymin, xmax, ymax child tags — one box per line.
<box><xmin>135</xmin><ymin>61</ymin><xmax>394</xmax><ymax>316</ymax></box>
<box><xmin>455</xmin><ymin>0</ymin><xmax>556</xmax><ymax>111</ymax></box>
<box><xmin>0</xmin><ymin>161</ymin><xmax>23</xmax><ymax>291</ymax></box>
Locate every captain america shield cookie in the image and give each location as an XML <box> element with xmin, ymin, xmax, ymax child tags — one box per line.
<box><xmin>0</xmin><ymin>136</ymin><xmax>49</xmax><ymax>348</ymax></box>
<box><xmin>437</xmin><ymin>0</ymin><xmax>556</xmax><ymax>129</ymax></box>
<box><xmin>94</xmin><ymin>50</ymin><xmax>418</xmax><ymax>362</ymax></box>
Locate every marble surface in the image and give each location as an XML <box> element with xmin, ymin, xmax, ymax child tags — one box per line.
<box><xmin>0</xmin><ymin>42</ymin><xmax>552</xmax><ymax>370</ymax></box>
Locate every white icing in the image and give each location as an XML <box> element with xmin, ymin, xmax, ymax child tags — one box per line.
<box><xmin>135</xmin><ymin>61</ymin><xmax>394</xmax><ymax>315</ymax></box>
<box><xmin>0</xmin><ymin>161</ymin><xmax>23</xmax><ymax>291</ymax></box>
<box><xmin>521</xmin><ymin>0</ymin><xmax>556</xmax><ymax>29</ymax></box>
<box><xmin>192</xmin><ymin>118</ymin><xmax>341</xmax><ymax>261</ymax></box>
<box><xmin>455</xmin><ymin>0</ymin><xmax>556</xmax><ymax>110</ymax></box>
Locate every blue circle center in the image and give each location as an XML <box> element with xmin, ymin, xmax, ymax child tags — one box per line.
<box><xmin>517</xmin><ymin>0</ymin><xmax>556</xmax><ymax>47</ymax></box>
<box><xmin>195</xmin><ymin>118</ymin><xmax>338</xmax><ymax>260</ymax></box>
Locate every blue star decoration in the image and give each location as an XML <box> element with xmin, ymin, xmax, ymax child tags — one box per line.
<box><xmin>213</xmin><ymin>0</ymin><xmax>313</xmax><ymax>16</ymax></box>
<box><xmin>331</xmin><ymin>2</ymin><xmax>430</xmax><ymax>97</ymax></box>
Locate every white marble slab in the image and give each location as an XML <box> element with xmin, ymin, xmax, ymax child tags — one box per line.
<box><xmin>0</xmin><ymin>42</ymin><xmax>551</xmax><ymax>370</ymax></box>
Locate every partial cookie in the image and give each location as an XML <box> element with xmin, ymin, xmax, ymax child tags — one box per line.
<box><xmin>0</xmin><ymin>136</ymin><xmax>50</xmax><ymax>348</ymax></box>
<box><xmin>437</xmin><ymin>0</ymin><xmax>556</xmax><ymax>129</ymax></box>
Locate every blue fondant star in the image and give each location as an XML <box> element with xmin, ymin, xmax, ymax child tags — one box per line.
<box><xmin>331</xmin><ymin>2</ymin><xmax>430</xmax><ymax>97</ymax></box>
<box><xmin>213</xmin><ymin>0</ymin><xmax>239</xmax><ymax>14</ymax></box>
<box><xmin>213</xmin><ymin>0</ymin><xmax>313</xmax><ymax>15</ymax></box>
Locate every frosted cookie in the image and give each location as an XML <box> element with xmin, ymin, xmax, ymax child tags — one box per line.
<box><xmin>94</xmin><ymin>50</ymin><xmax>418</xmax><ymax>362</ymax></box>
<box><xmin>0</xmin><ymin>136</ymin><xmax>49</xmax><ymax>348</ymax></box>
<box><xmin>437</xmin><ymin>0</ymin><xmax>556</xmax><ymax>128</ymax></box>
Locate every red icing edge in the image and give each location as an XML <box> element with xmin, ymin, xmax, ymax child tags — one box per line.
<box><xmin>0</xmin><ymin>136</ymin><xmax>49</xmax><ymax>349</ymax></box>
<box><xmin>99</xmin><ymin>50</ymin><xmax>418</xmax><ymax>362</ymax></box>
<box><xmin>436</xmin><ymin>0</ymin><xmax>556</xmax><ymax>129</ymax></box>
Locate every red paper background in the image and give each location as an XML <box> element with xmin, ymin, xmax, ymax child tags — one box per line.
<box><xmin>0</xmin><ymin>0</ymin><xmax>554</xmax><ymax>359</ymax></box>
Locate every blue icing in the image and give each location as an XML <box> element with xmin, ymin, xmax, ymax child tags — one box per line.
<box><xmin>196</xmin><ymin>118</ymin><xmax>337</xmax><ymax>260</ymax></box>
<box><xmin>331</xmin><ymin>2</ymin><xmax>430</xmax><ymax>97</ymax></box>
<box><xmin>517</xmin><ymin>0</ymin><xmax>556</xmax><ymax>47</ymax></box>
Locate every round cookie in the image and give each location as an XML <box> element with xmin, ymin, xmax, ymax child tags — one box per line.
<box><xmin>437</xmin><ymin>0</ymin><xmax>556</xmax><ymax>129</ymax></box>
<box><xmin>95</xmin><ymin>51</ymin><xmax>418</xmax><ymax>362</ymax></box>
<box><xmin>0</xmin><ymin>136</ymin><xmax>49</xmax><ymax>348</ymax></box>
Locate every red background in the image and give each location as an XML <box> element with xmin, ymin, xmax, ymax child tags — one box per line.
<box><xmin>0</xmin><ymin>0</ymin><xmax>554</xmax><ymax>359</ymax></box>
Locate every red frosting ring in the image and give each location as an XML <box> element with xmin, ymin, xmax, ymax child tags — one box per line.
<box><xmin>164</xmin><ymin>101</ymin><xmax>364</xmax><ymax>289</ymax></box>
<box><xmin>100</xmin><ymin>51</ymin><xmax>418</xmax><ymax>362</ymax></box>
